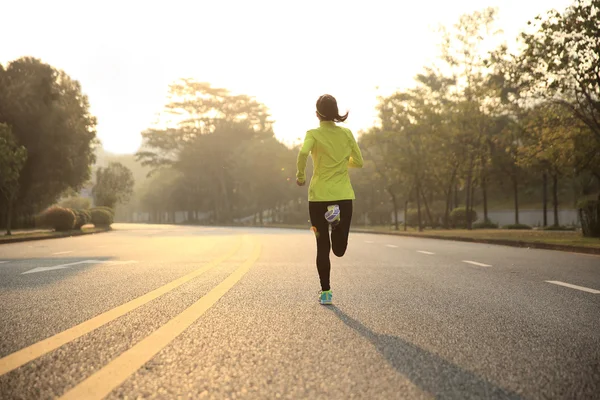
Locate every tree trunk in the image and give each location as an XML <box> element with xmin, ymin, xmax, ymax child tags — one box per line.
<box><xmin>6</xmin><ymin>198</ymin><xmax>13</xmax><ymax>236</ymax></box>
<box><xmin>553</xmin><ymin>173</ymin><xmax>559</xmax><ymax>227</ymax></box>
<box><xmin>416</xmin><ymin>179</ymin><xmax>423</xmax><ymax>232</ymax></box>
<box><xmin>454</xmin><ymin>183</ymin><xmax>459</xmax><ymax>209</ymax></box>
<box><xmin>390</xmin><ymin>191</ymin><xmax>399</xmax><ymax>231</ymax></box>
<box><xmin>512</xmin><ymin>174</ymin><xmax>520</xmax><ymax>225</ymax></box>
<box><xmin>404</xmin><ymin>200</ymin><xmax>408</xmax><ymax>232</ymax></box>
<box><xmin>470</xmin><ymin>178</ymin><xmax>476</xmax><ymax>226</ymax></box>
<box><xmin>481</xmin><ymin>176</ymin><xmax>488</xmax><ymax>223</ymax></box>
<box><xmin>444</xmin><ymin>172</ymin><xmax>456</xmax><ymax>229</ymax></box>
<box><xmin>542</xmin><ymin>172</ymin><xmax>548</xmax><ymax>227</ymax></box>
<box><xmin>420</xmin><ymin>188</ymin><xmax>435</xmax><ymax>228</ymax></box>
<box><xmin>465</xmin><ymin>156</ymin><xmax>474</xmax><ymax>230</ymax></box>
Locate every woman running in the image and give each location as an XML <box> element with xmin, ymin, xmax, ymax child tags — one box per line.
<box><xmin>296</xmin><ymin>94</ymin><xmax>364</xmax><ymax>305</ymax></box>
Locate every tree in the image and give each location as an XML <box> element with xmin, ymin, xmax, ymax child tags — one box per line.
<box><xmin>521</xmin><ymin>0</ymin><xmax>600</xmax><ymax>143</ymax></box>
<box><xmin>136</xmin><ymin>80</ymin><xmax>275</xmax><ymax>224</ymax></box>
<box><xmin>518</xmin><ymin>102</ymin><xmax>578</xmax><ymax>227</ymax></box>
<box><xmin>438</xmin><ymin>7</ymin><xmax>502</xmax><ymax>228</ymax></box>
<box><xmin>93</xmin><ymin>162</ymin><xmax>134</xmax><ymax>209</ymax></box>
<box><xmin>0</xmin><ymin>124</ymin><xmax>27</xmax><ymax>235</ymax></box>
<box><xmin>0</xmin><ymin>57</ymin><xmax>97</xmax><ymax>221</ymax></box>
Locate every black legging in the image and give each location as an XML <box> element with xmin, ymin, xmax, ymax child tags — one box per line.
<box><xmin>309</xmin><ymin>200</ymin><xmax>353</xmax><ymax>291</ymax></box>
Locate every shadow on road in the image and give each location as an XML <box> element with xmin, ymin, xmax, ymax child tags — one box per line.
<box><xmin>327</xmin><ymin>306</ymin><xmax>521</xmax><ymax>400</ymax></box>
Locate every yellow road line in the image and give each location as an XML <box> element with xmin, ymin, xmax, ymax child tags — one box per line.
<box><xmin>0</xmin><ymin>236</ymin><xmax>242</xmax><ymax>376</ymax></box>
<box><xmin>59</xmin><ymin>239</ymin><xmax>261</xmax><ymax>400</ymax></box>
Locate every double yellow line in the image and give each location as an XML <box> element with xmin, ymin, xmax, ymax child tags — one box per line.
<box><xmin>0</xmin><ymin>235</ymin><xmax>261</xmax><ymax>399</ymax></box>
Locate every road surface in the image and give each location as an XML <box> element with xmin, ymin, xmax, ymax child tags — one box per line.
<box><xmin>0</xmin><ymin>223</ymin><xmax>598</xmax><ymax>399</ymax></box>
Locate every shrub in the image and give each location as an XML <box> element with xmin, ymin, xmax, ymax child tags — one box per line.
<box><xmin>73</xmin><ymin>209</ymin><xmax>92</xmax><ymax>230</ymax></box>
<box><xmin>92</xmin><ymin>206</ymin><xmax>115</xmax><ymax>216</ymax></box>
<box><xmin>450</xmin><ymin>207</ymin><xmax>478</xmax><ymax>229</ymax></box>
<box><xmin>473</xmin><ymin>220</ymin><xmax>499</xmax><ymax>229</ymax></box>
<box><xmin>90</xmin><ymin>208</ymin><xmax>113</xmax><ymax>228</ymax></box>
<box><xmin>405</xmin><ymin>209</ymin><xmax>419</xmax><ymax>227</ymax></box>
<box><xmin>578</xmin><ymin>199</ymin><xmax>600</xmax><ymax>238</ymax></box>
<box><xmin>542</xmin><ymin>225</ymin><xmax>576</xmax><ymax>231</ymax></box>
<box><xmin>39</xmin><ymin>206</ymin><xmax>76</xmax><ymax>232</ymax></box>
<box><xmin>503</xmin><ymin>223</ymin><xmax>532</xmax><ymax>230</ymax></box>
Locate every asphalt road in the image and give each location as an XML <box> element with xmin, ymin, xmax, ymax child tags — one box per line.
<box><xmin>0</xmin><ymin>223</ymin><xmax>598</xmax><ymax>399</ymax></box>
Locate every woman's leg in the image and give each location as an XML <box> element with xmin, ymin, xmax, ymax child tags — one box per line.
<box><xmin>331</xmin><ymin>200</ymin><xmax>353</xmax><ymax>257</ymax></box>
<box><xmin>309</xmin><ymin>202</ymin><xmax>331</xmax><ymax>291</ymax></box>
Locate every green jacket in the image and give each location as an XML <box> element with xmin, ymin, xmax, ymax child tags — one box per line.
<box><xmin>296</xmin><ymin>121</ymin><xmax>364</xmax><ymax>201</ymax></box>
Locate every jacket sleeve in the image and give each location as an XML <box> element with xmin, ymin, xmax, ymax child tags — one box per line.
<box><xmin>296</xmin><ymin>131</ymin><xmax>315</xmax><ymax>182</ymax></box>
<box><xmin>348</xmin><ymin>131</ymin><xmax>364</xmax><ymax>168</ymax></box>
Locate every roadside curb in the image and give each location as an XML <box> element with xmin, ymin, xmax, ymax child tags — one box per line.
<box><xmin>0</xmin><ymin>228</ymin><xmax>112</xmax><ymax>245</ymax></box>
<box><xmin>255</xmin><ymin>225</ymin><xmax>600</xmax><ymax>256</ymax></box>
<box><xmin>351</xmin><ymin>229</ymin><xmax>600</xmax><ymax>255</ymax></box>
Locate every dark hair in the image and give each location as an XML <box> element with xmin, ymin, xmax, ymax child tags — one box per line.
<box><xmin>316</xmin><ymin>94</ymin><xmax>348</xmax><ymax>122</ymax></box>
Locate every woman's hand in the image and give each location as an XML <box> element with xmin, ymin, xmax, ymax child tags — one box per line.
<box><xmin>296</xmin><ymin>179</ymin><xmax>306</xmax><ymax>187</ymax></box>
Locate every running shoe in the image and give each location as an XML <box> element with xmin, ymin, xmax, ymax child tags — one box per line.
<box><xmin>319</xmin><ymin>290</ymin><xmax>333</xmax><ymax>305</ymax></box>
<box><xmin>325</xmin><ymin>205</ymin><xmax>340</xmax><ymax>227</ymax></box>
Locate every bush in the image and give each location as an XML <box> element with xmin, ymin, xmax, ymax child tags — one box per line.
<box><xmin>405</xmin><ymin>209</ymin><xmax>419</xmax><ymax>227</ymax></box>
<box><xmin>73</xmin><ymin>209</ymin><xmax>92</xmax><ymax>230</ymax></box>
<box><xmin>542</xmin><ymin>225</ymin><xmax>576</xmax><ymax>231</ymax></box>
<box><xmin>450</xmin><ymin>207</ymin><xmax>478</xmax><ymax>229</ymax></box>
<box><xmin>578</xmin><ymin>199</ymin><xmax>600</xmax><ymax>238</ymax></box>
<box><xmin>503</xmin><ymin>223</ymin><xmax>532</xmax><ymax>230</ymax></box>
<box><xmin>90</xmin><ymin>208</ymin><xmax>113</xmax><ymax>227</ymax></box>
<box><xmin>38</xmin><ymin>206</ymin><xmax>76</xmax><ymax>232</ymax></box>
<box><xmin>92</xmin><ymin>206</ymin><xmax>115</xmax><ymax>216</ymax></box>
<box><xmin>473</xmin><ymin>220</ymin><xmax>499</xmax><ymax>229</ymax></box>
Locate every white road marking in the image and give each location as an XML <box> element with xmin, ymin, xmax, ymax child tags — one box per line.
<box><xmin>0</xmin><ymin>261</ymin><xmax>9</xmax><ymax>264</ymax></box>
<box><xmin>52</xmin><ymin>251</ymin><xmax>74</xmax><ymax>255</ymax></box>
<box><xmin>545</xmin><ymin>281</ymin><xmax>600</xmax><ymax>294</ymax></box>
<box><xmin>22</xmin><ymin>260</ymin><xmax>138</xmax><ymax>275</ymax></box>
<box><xmin>417</xmin><ymin>251</ymin><xmax>435</xmax><ymax>255</ymax></box>
<box><xmin>462</xmin><ymin>260</ymin><xmax>492</xmax><ymax>267</ymax></box>
<box><xmin>386</xmin><ymin>244</ymin><xmax>398</xmax><ymax>248</ymax></box>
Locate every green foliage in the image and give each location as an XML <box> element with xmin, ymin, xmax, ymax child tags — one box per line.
<box><xmin>450</xmin><ymin>207</ymin><xmax>478</xmax><ymax>229</ymax></box>
<box><xmin>350</xmin><ymin>4</ymin><xmax>600</xmax><ymax>233</ymax></box>
<box><xmin>59</xmin><ymin>196</ymin><xmax>91</xmax><ymax>210</ymax></box>
<box><xmin>473</xmin><ymin>221</ymin><xmax>499</xmax><ymax>229</ymax></box>
<box><xmin>91</xmin><ymin>206</ymin><xmax>115</xmax><ymax>216</ymax></box>
<box><xmin>39</xmin><ymin>206</ymin><xmax>76</xmax><ymax>232</ymax></box>
<box><xmin>90</xmin><ymin>208</ymin><xmax>114</xmax><ymax>228</ymax></box>
<box><xmin>0</xmin><ymin>123</ymin><xmax>27</xmax><ymax>234</ymax></box>
<box><xmin>502</xmin><ymin>223</ymin><xmax>532</xmax><ymax>230</ymax></box>
<box><xmin>135</xmin><ymin>80</ymin><xmax>295</xmax><ymax>225</ymax></box>
<box><xmin>73</xmin><ymin>209</ymin><xmax>92</xmax><ymax>230</ymax></box>
<box><xmin>578</xmin><ymin>200</ymin><xmax>600</xmax><ymax>238</ymax></box>
<box><xmin>404</xmin><ymin>209</ymin><xmax>420</xmax><ymax>227</ymax></box>
<box><xmin>542</xmin><ymin>225</ymin><xmax>576</xmax><ymax>232</ymax></box>
<box><xmin>93</xmin><ymin>162</ymin><xmax>134</xmax><ymax>209</ymax></box>
<box><xmin>520</xmin><ymin>0</ymin><xmax>600</xmax><ymax>144</ymax></box>
<box><xmin>0</xmin><ymin>57</ymin><xmax>97</xmax><ymax>214</ymax></box>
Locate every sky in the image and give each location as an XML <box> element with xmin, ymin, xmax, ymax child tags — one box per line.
<box><xmin>1</xmin><ymin>0</ymin><xmax>573</xmax><ymax>154</ymax></box>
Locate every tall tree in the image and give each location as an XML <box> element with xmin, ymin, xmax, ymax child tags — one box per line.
<box><xmin>93</xmin><ymin>162</ymin><xmax>134</xmax><ymax>209</ymax></box>
<box><xmin>136</xmin><ymin>80</ymin><xmax>274</xmax><ymax>224</ymax></box>
<box><xmin>521</xmin><ymin>0</ymin><xmax>600</xmax><ymax>143</ymax></box>
<box><xmin>0</xmin><ymin>57</ymin><xmax>97</xmax><ymax>218</ymax></box>
<box><xmin>0</xmin><ymin>124</ymin><xmax>27</xmax><ymax>235</ymax></box>
<box><xmin>439</xmin><ymin>7</ymin><xmax>502</xmax><ymax>228</ymax></box>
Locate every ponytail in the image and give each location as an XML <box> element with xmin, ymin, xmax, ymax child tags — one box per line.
<box><xmin>334</xmin><ymin>112</ymin><xmax>349</xmax><ymax>123</ymax></box>
<box><xmin>316</xmin><ymin>94</ymin><xmax>349</xmax><ymax>123</ymax></box>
